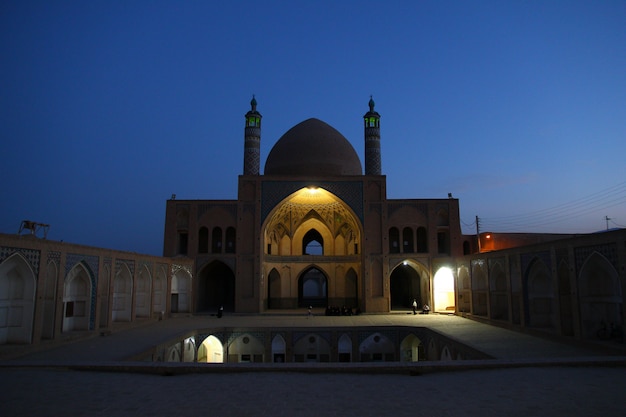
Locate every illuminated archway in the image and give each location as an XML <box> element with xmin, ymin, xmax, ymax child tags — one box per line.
<box><xmin>400</xmin><ymin>334</ymin><xmax>424</xmax><ymax>362</ymax></box>
<box><xmin>197</xmin><ymin>335</ymin><xmax>224</xmax><ymax>363</ymax></box>
<box><xmin>433</xmin><ymin>267</ymin><xmax>455</xmax><ymax>312</ymax></box>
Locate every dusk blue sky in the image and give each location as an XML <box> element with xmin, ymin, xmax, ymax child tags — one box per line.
<box><xmin>2</xmin><ymin>1</ymin><xmax>625</xmax><ymax>256</ymax></box>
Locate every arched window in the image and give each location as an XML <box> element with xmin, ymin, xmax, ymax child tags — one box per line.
<box><xmin>402</xmin><ymin>227</ymin><xmax>414</xmax><ymax>253</ymax></box>
<box><xmin>212</xmin><ymin>227</ymin><xmax>222</xmax><ymax>253</ymax></box>
<box><xmin>437</xmin><ymin>231</ymin><xmax>449</xmax><ymax>254</ymax></box>
<box><xmin>417</xmin><ymin>227</ymin><xmax>428</xmax><ymax>253</ymax></box>
<box><xmin>198</xmin><ymin>227</ymin><xmax>209</xmax><ymax>254</ymax></box>
<box><xmin>303</xmin><ymin>229</ymin><xmax>323</xmax><ymax>255</ymax></box>
<box><xmin>225</xmin><ymin>227</ymin><xmax>236</xmax><ymax>253</ymax></box>
<box><xmin>389</xmin><ymin>227</ymin><xmax>399</xmax><ymax>253</ymax></box>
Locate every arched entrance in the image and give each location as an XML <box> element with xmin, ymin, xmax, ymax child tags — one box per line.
<box><xmin>400</xmin><ymin>334</ymin><xmax>424</xmax><ymax>362</ymax></box>
<box><xmin>0</xmin><ymin>253</ymin><xmax>36</xmax><ymax>344</ymax></box>
<box><xmin>267</xmin><ymin>268</ymin><xmax>281</xmax><ymax>309</ymax></box>
<box><xmin>197</xmin><ymin>261</ymin><xmax>235</xmax><ymax>312</ymax></box>
<box><xmin>433</xmin><ymin>266</ymin><xmax>456</xmax><ymax>313</ymax></box>
<box><xmin>298</xmin><ymin>267</ymin><xmax>327</xmax><ymax>307</ymax></box>
<box><xmin>390</xmin><ymin>262</ymin><xmax>422</xmax><ymax>310</ymax></box>
<box><xmin>63</xmin><ymin>263</ymin><xmax>92</xmax><ymax>332</ymax></box>
<box><xmin>198</xmin><ymin>335</ymin><xmax>224</xmax><ymax>363</ymax></box>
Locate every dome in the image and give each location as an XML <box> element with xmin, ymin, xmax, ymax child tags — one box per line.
<box><xmin>264</xmin><ymin>118</ymin><xmax>362</xmax><ymax>176</ymax></box>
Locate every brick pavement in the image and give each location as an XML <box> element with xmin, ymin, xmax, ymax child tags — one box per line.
<box><xmin>1</xmin><ymin>312</ymin><xmax>626</xmax><ymax>416</ymax></box>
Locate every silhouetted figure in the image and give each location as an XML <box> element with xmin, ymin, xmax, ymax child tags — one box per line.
<box><xmin>217</xmin><ymin>305</ymin><xmax>223</xmax><ymax>318</ymax></box>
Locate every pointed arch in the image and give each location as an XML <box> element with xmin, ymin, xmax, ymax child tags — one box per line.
<box><xmin>302</xmin><ymin>228</ymin><xmax>324</xmax><ymax>255</ymax></box>
<box><xmin>344</xmin><ymin>268</ymin><xmax>358</xmax><ymax>309</ymax></box>
<box><xmin>211</xmin><ymin>227</ymin><xmax>222</xmax><ymax>253</ymax></box>
<box><xmin>471</xmin><ymin>260</ymin><xmax>488</xmax><ymax>316</ymax></box>
<box><xmin>171</xmin><ymin>268</ymin><xmax>191</xmax><ymax>313</ymax></box>
<box><xmin>197</xmin><ymin>260</ymin><xmax>235</xmax><ymax>312</ymax></box>
<box><xmin>228</xmin><ymin>333</ymin><xmax>265</xmax><ymax>363</ymax></box>
<box><xmin>389</xmin><ymin>227</ymin><xmax>400</xmax><ymax>253</ymax></box>
<box><xmin>338</xmin><ymin>334</ymin><xmax>352</xmax><ymax>362</ymax></box>
<box><xmin>198</xmin><ymin>227</ymin><xmax>209</xmax><ymax>254</ymax></box>
<box><xmin>390</xmin><ymin>261</ymin><xmax>427</xmax><ymax>310</ymax></box>
<box><xmin>113</xmin><ymin>263</ymin><xmax>133</xmax><ymax>322</ymax></box>
<box><xmin>578</xmin><ymin>252</ymin><xmax>622</xmax><ymax>339</ymax></box>
<box><xmin>359</xmin><ymin>332</ymin><xmax>395</xmax><ymax>362</ymax></box>
<box><xmin>0</xmin><ymin>253</ymin><xmax>36</xmax><ymax>344</ymax></box>
<box><xmin>525</xmin><ymin>257</ymin><xmax>555</xmax><ymax>330</ymax></box>
<box><xmin>417</xmin><ymin>227</ymin><xmax>428</xmax><ymax>253</ymax></box>
<box><xmin>457</xmin><ymin>265</ymin><xmax>471</xmax><ymax>314</ymax></box>
<box><xmin>271</xmin><ymin>334</ymin><xmax>286</xmax><ymax>363</ymax></box>
<box><xmin>433</xmin><ymin>267</ymin><xmax>455</xmax><ymax>313</ymax></box>
<box><xmin>400</xmin><ymin>334</ymin><xmax>424</xmax><ymax>362</ymax></box>
<box><xmin>402</xmin><ymin>227</ymin><xmax>414</xmax><ymax>253</ymax></box>
<box><xmin>267</xmin><ymin>268</ymin><xmax>281</xmax><ymax>309</ymax></box>
<box><xmin>135</xmin><ymin>265</ymin><xmax>151</xmax><ymax>318</ymax></box>
<box><xmin>298</xmin><ymin>267</ymin><xmax>327</xmax><ymax>308</ymax></box>
<box><xmin>225</xmin><ymin>227</ymin><xmax>236</xmax><ymax>253</ymax></box>
<box><xmin>63</xmin><ymin>262</ymin><xmax>92</xmax><ymax>332</ymax></box>
<box><xmin>489</xmin><ymin>261</ymin><xmax>509</xmax><ymax>320</ymax></box>
<box><xmin>293</xmin><ymin>333</ymin><xmax>331</xmax><ymax>362</ymax></box>
<box><xmin>197</xmin><ymin>335</ymin><xmax>224</xmax><ymax>363</ymax></box>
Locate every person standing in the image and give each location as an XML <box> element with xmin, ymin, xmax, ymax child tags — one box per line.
<box><xmin>412</xmin><ymin>299</ymin><xmax>418</xmax><ymax>315</ymax></box>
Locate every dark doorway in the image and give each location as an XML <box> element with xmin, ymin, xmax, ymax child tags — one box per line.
<box><xmin>299</xmin><ymin>267</ymin><xmax>327</xmax><ymax>307</ymax></box>
<box><xmin>390</xmin><ymin>263</ymin><xmax>421</xmax><ymax>310</ymax></box>
<box><xmin>197</xmin><ymin>261</ymin><xmax>235</xmax><ymax>312</ymax></box>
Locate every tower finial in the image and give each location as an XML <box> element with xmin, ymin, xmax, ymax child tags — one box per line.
<box><xmin>251</xmin><ymin>94</ymin><xmax>257</xmax><ymax>111</ymax></box>
<box><xmin>368</xmin><ymin>95</ymin><xmax>375</xmax><ymax>111</ymax></box>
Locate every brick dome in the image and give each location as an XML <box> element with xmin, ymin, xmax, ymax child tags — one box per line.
<box><xmin>264</xmin><ymin>118</ymin><xmax>362</xmax><ymax>176</ymax></box>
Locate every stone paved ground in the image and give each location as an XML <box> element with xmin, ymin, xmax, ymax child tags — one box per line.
<box><xmin>1</xmin><ymin>366</ymin><xmax>625</xmax><ymax>416</ymax></box>
<box><xmin>1</xmin><ymin>312</ymin><xmax>625</xmax><ymax>416</ymax></box>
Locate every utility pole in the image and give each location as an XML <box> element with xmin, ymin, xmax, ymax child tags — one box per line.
<box><xmin>605</xmin><ymin>215</ymin><xmax>611</xmax><ymax>231</ymax></box>
<box><xmin>476</xmin><ymin>215</ymin><xmax>481</xmax><ymax>253</ymax></box>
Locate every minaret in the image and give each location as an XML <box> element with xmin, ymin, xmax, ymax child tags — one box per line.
<box><xmin>363</xmin><ymin>96</ymin><xmax>381</xmax><ymax>175</ymax></box>
<box><xmin>243</xmin><ymin>95</ymin><xmax>262</xmax><ymax>175</ymax></box>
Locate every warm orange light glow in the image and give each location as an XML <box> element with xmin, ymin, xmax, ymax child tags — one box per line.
<box><xmin>485</xmin><ymin>234</ymin><xmax>491</xmax><ymax>239</ymax></box>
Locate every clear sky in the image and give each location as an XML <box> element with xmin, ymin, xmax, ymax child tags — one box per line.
<box><xmin>1</xmin><ymin>0</ymin><xmax>625</xmax><ymax>256</ymax></box>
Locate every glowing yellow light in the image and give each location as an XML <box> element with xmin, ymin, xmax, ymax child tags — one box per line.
<box><xmin>485</xmin><ymin>234</ymin><xmax>491</xmax><ymax>239</ymax></box>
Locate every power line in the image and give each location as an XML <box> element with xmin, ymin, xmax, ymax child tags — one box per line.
<box><xmin>475</xmin><ymin>181</ymin><xmax>626</xmax><ymax>232</ymax></box>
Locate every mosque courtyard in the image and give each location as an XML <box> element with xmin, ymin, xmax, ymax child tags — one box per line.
<box><xmin>1</xmin><ymin>312</ymin><xmax>625</xmax><ymax>416</ymax></box>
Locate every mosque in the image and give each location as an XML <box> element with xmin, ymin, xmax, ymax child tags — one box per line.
<box><xmin>163</xmin><ymin>96</ymin><xmax>466</xmax><ymax>314</ymax></box>
<box><xmin>0</xmin><ymin>97</ymin><xmax>624</xmax><ymax>351</ymax></box>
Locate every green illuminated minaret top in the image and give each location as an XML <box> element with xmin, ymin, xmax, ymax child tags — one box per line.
<box><xmin>244</xmin><ymin>95</ymin><xmax>262</xmax><ymax>175</ymax></box>
<box><xmin>363</xmin><ymin>95</ymin><xmax>381</xmax><ymax>175</ymax></box>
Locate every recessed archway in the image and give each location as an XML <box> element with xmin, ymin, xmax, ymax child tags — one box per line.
<box><xmin>390</xmin><ymin>262</ymin><xmax>424</xmax><ymax>310</ymax></box>
<box><xmin>298</xmin><ymin>267</ymin><xmax>327</xmax><ymax>308</ymax></box>
<box><xmin>197</xmin><ymin>261</ymin><xmax>235</xmax><ymax>312</ymax></box>
<box><xmin>433</xmin><ymin>267</ymin><xmax>455</xmax><ymax>313</ymax></box>
<box><xmin>0</xmin><ymin>253</ymin><xmax>36</xmax><ymax>344</ymax></box>
<box><xmin>198</xmin><ymin>335</ymin><xmax>224</xmax><ymax>363</ymax></box>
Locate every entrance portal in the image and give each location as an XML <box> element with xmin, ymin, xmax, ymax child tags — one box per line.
<box><xmin>390</xmin><ymin>263</ymin><xmax>421</xmax><ymax>310</ymax></box>
<box><xmin>299</xmin><ymin>267</ymin><xmax>327</xmax><ymax>307</ymax></box>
